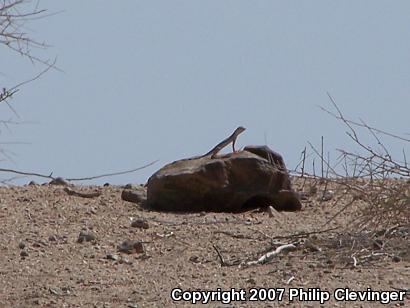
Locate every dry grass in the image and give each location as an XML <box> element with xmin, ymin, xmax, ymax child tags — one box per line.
<box><xmin>292</xmin><ymin>94</ymin><xmax>409</xmax><ymax>233</ymax></box>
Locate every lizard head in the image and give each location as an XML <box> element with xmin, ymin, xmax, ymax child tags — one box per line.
<box><xmin>235</xmin><ymin>126</ymin><xmax>246</xmax><ymax>134</ymax></box>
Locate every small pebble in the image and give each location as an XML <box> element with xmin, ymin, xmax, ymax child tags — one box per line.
<box><xmin>246</xmin><ymin>278</ymin><xmax>256</xmax><ymax>285</ymax></box>
<box><xmin>20</xmin><ymin>251</ymin><xmax>29</xmax><ymax>257</ymax></box>
<box><xmin>131</xmin><ymin>219</ymin><xmax>149</xmax><ymax>229</ymax></box>
<box><xmin>319</xmin><ymin>190</ymin><xmax>334</xmax><ymax>201</ymax></box>
<box><xmin>299</xmin><ymin>191</ymin><xmax>310</xmax><ymax>200</ymax></box>
<box><xmin>32</xmin><ymin>299</ymin><xmax>41</xmax><ymax>305</ymax></box>
<box><xmin>308</xmin><ymin>185</ymin><xmax>318</xmax><ymax>195</ymax></box>
<box><xmin>392</xmin><ymin>255</ymin><xmax>401</xmax><ymax>262</ymax></box>
<box><xmin>117</xmin><ymin>240</ymin><xmax>144</xmax><ymax>254</ymax></box>
<box><xmin>77</xmin><ymin>231</ymin><xmax>96</xmax><ymax>243</ymax></box>
<box><xmin>119</xmin><ymin>257</ymin><xmax>132</xmax><ymax>265</ymax></box>
<box><xmin>106</xmin><ymin>254</ymin><xmax>120</xmax><ymax>261</ymax></box>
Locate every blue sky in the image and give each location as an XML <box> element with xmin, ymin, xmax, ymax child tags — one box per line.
<box><xmin>1</xmin><ymin>1</ymin><xmax>409</xmax><ymax>184</ymax></box>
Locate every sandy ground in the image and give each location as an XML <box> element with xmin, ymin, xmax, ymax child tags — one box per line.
<box><xmin>0</xmin><ymin>178</ymin><xmax>408</xmax><ymax>307</ymax></box>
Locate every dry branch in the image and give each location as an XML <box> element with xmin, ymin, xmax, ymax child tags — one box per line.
<box><xmin>247</xmin><ymin>243</ymin><xmax>296</xmax><ymax>265</ymax></box>
<box><xmin>0</xmin><ymin>167</ymin><xmax>53</xmax><ymax>179</ymax></box>
<box><xmin>1</xmin><ymin>1</ymin><xmax>58</xmax><ymax>168</ymax></box>
<box><xmin>0</xmin><ymin>159</ymin><xmax>158</xmax><ymax>182</ymax></box>
<box><xmin>295</xmin><ymin>93</ymin><xmax>410</xmax><ymax>232</ymax></box>
<box><xmin>0</xmin><ymin>0</ymin><xmax>57</xmax><ymax>67</ymax></box>
<box><xmin>66</xmin><ymin>160</ymin><xmax>158</xmax><ymax>181</ymax></box>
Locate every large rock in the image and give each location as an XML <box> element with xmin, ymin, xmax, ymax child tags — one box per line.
<box><xmin>146</xmin><ymin>146</ymin><xmax>301</xmax><ymax>212</ymax></box>
<box><xmin>243</xmin><ymin>145</ymin><xmax>291</xmax><ymax>189</ymax></box>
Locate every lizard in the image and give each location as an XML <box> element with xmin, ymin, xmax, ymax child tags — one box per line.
<box><xmin>189</xmin><ymin>126</ymin><xmax>246</xmax><ymax>160</ymax></box>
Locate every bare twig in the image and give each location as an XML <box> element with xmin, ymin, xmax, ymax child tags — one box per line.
<box><xmin>66</xmin><ymin>160</ymin><xmax>158</xmax><ymax>181</ymax></box>
<box><xmin>301</xmin><ymin>146</ymin><xmax>306</xmax><ymax>177</ymax></box>
<box><xmin>265</xmin><ymin>227</ymin><xmax>339</xmax><ymax>241</ymax></box>
<box><xmin>247</xmin><ymin>243</ymin><xmax>296</xmax><ymax>265</ymax></box>
<box><xmin>0</xmin><ymin>167</ymin><xmax>53</xmax><ymax>179</ymax></box>
<box><xmin>0</xmin><ymin>1</ymin><xmax>58</xmax><ymax>171</ymax></box>
<box><xmin>212</xmin><ymin>244</ymin><xmax>226</xmax><ymax>266</ymax></box>
<box><xmin>0</xmin><ymin>0</ymin><xmax>59</xmax><ymax>68</ymax></box>
<box><xmin>321</xmin><ymin>136</ymin><xmax>324</xmax><ymax>179</ymax></box>
<box><xmin>213</xmin><ymin>230</ymin><xmax>254</xmax><ymax>240</ymax></box>
<box><xmin>321</xmin><ymin>92</ymin><xmax>410</xmax><ymax>143</ymax></box>
<box><xmin>8</xmin><ymin>57</ymin><xmax>57</xmax><ymax>92</ymax></box>
<box><xmin>286</xmin><ymin>276</ymin><xmax>295</xmax><ymax>285</ymax></box>
<box><xmin>300</xmin><ymin>93</ymin><xmax>410</xmax><ymax>231</ymax></box>
<box><xmin>0</xmin><ymin>160</ymin><xmax>158</xmax><ymax>182</ymax></box>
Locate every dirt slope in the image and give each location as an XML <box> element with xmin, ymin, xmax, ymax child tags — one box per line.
<box><xmin>0</xmin><ymin>179</ymin><xmax>408</xmax><ymax>307</ymax></box>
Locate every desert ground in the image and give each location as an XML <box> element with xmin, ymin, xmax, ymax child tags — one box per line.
<box><xmin>0</xmin><ymin>178</ymin><xmax>408</xmax><ymax>307</ymax></box>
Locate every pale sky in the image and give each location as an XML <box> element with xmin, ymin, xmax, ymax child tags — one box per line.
<box><xmin>1</xmin><ymin>1</ymin><xmax>409</xmax><ymax>185</ymax></box>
